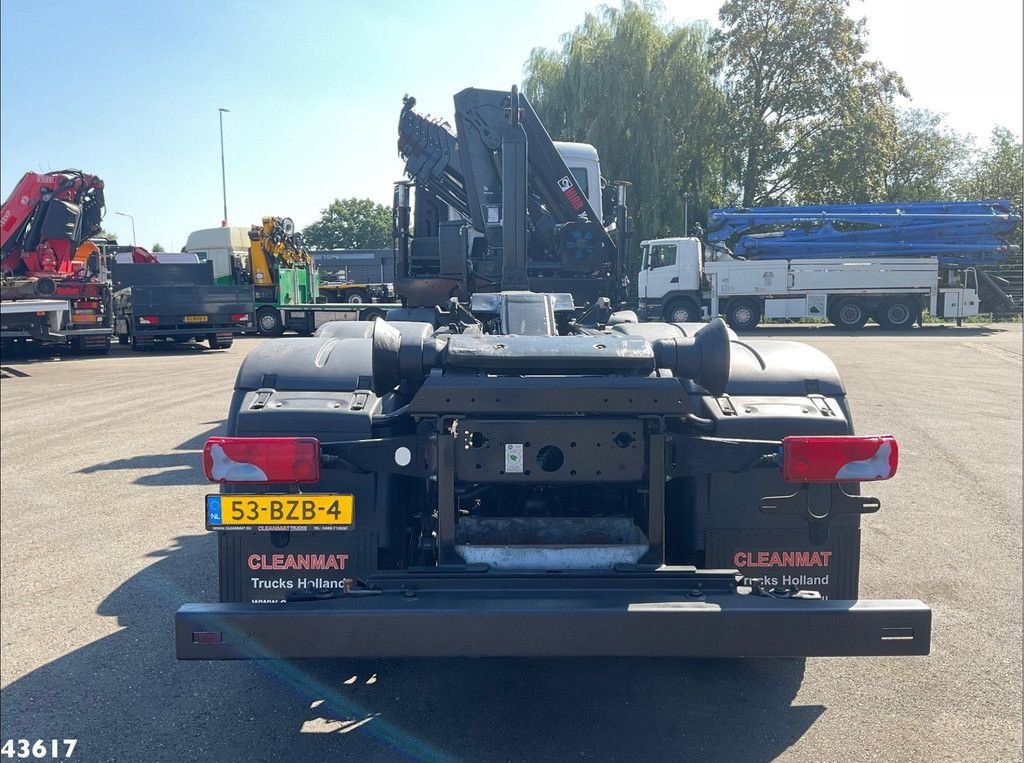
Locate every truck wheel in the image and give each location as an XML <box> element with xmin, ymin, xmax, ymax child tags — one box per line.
<box><xmin>89</xmin><ymin>337</ymin><xmax>111</xmax><ymax>355</ymax></box>
<box><xmin>117</xmin><ymin>334</ymin><xmax>129</xmax><ymax>345</ymax></box>
<box><xmin>828</xmin><ymin>298</ymin><xmax>868</xmax><ymax>330</ymax></box>
<box><xmin>725</xmin><ymin>298</ymin><xmax>761</xmax><ymax>331</ymax></box>
<box><xmin>359</xmin><ymin>307</ymin><xmax>386</xmax><ymax>322</ymax></box>
<box><xmin>208</xmin><ymin>335</ymin><xmax>234</xmax><ymax>350</ymax></box>
<box><xmin>876</xmin><ymin>297</ymin><xmax>918</xmax><ymax>330</ymax></box>
<box><xmin>663</xmin><ymin>297</ymin><xmax>700</xmax><ymax>324</ymax></box>
<box><xmin>130</xmin><ymin>335</ymin><xmax>151</xmax><ymax>352</ymax></box>
<box><xmin>256</xmin><ymin>307</ymin><xmax>284</xmax><ymax>337</ymax></box>
<box><xmin>346</xmin><ymin>289</ymin><xmax>369</xmax><ymax>304</ymax></box>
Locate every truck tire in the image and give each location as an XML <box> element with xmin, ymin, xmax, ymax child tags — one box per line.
<box><xmin>130</xmin><ymin>335</ymin><xmax>153</xmax><ymax>352</ymax></box>
<box><xmin>346</xmin><ymin>289</ymin><xmax>369</xmax><ymax>304</ymax></box>
<box><xmin>725</xmin><ymin>298</ymin><xmax>761</xmax><ymax>332</ymax></box>
<box><xmin>256</xmin><ymin>307</ymin><xmax>284</xmax><ymax>337</ymax></box>
<box><xmin>359</xmin><ymin>307</ymin><xmax>386</xmax><ymax>322</ymax></box>
<box><xmin>90</xmin><ymin>337</ymin><xmax>111</xmax><ymax>355</ymax></box>
<box><xmin>117</xmin><ymin>334</ymin><xmax>129</xmax><ymax>345</ymax></box>
<box><xmin>876</xmin><ymin>297</ymin><xmax>918</xmax><ymax>331</ymax></box>
<box><xmin>663</xmin><ymin>297</ymin><xmax>700</xmax><ymax>324</ymax></box>
<box><xmin>828</xmin><ymin>298</ymin><xmax>869</xmax><ymax>330</ymax></box>
<box><xmin>208</xmin><ymin>335</ymin><xmax>234</xmax><ymax>350</ymax></box>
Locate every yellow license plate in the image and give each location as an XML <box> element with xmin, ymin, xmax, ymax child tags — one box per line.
<box><xmin>206</xmin><ymin>494</ymin><xmax>353</xmax><ymax>529</ymax></box>
<box><xmin>184</xmin><ymin>315</ymin><xmax>209</xmax><ymax>323</ymax></box>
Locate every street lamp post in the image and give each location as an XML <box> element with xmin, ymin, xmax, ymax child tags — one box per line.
<box><xmin>114</xmin><ymin>211</ymin><xmax>136</xmax><ymax>247</ymax></box>
<box><xmin>218</xmin><ymin>107</ymin><xmax>230</xmax><ymax>226</ymax></box>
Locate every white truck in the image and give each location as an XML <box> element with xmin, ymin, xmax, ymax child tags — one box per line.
<box><xmin>636</xmin><ymin>237</ymin><xmax>982</xmax><ymax>331</ymax></box>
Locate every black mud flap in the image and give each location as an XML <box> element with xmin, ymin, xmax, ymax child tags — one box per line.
<box><xmin>176</xmin><ymin>575</ymin><xmax>930</xmax><ymax>660</ymax></box>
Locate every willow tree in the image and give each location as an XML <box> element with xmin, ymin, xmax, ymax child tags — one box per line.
<box><xmin>523</xmin><ymin>1</ymin><xmax>729</xmax><ymax>276</ymax></box>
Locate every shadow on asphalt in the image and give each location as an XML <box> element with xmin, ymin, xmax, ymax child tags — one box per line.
<box><xmin>0</xmin><ymin>530</ymin><xmax>822</xmax><ymax>762</ymax></box>
<box><xmin>78</xmin><ymin>422</ymin><xmax>225</xmax><ymax>486</ymax></box>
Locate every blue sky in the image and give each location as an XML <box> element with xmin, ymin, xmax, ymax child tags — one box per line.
<box><xmin>2</xmin><ymin>0</ymin><xmax>1021</xmax><ymax>251</ymax></box>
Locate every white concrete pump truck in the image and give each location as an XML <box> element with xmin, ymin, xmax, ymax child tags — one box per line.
<box><xmin>637</xmin><ymin>202</ymin><xmax>1020</xmax><ymax>330</ymax></box>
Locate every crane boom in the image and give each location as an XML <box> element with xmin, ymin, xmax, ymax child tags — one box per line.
<box><xmin>706</xmin><ymin>201</ymin><xmax>1020</xmax><ymax>267</ymax></box>
<box><xmin>394</xmin><ymin>87</ymin><xmax>628</xmax><ymax>309</ymax></box>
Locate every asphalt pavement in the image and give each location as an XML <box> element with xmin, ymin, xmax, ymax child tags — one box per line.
<box><xmin>1</xmin><ymin>323</ymin><xmax>1021</xmax><ymax>762</ymax></box>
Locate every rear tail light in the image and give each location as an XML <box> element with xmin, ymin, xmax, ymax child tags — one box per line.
<box><xmin>781</xmin><ymin>435</ymin><xmax>898</xmax><ymax>483</ymax></box>
<box><xmin>230</xmin><ymin>313</ymin><xmax>249</xmax><ymax>322</ymax></box>
<box><xmin>70</xmin><ymin>314</ymin><xmax>101</xmax><ymax>323</ymax></box>
<box><xmin>138</xmin><ymin>315</ymin><xmax>160</xmax><ymax>325</ymax></box>
<box><xmin>56</xmin><ymin>284</ymin><xmax>98</xmax><ymax>296</ymax></box>
<box><xmin>75</xmin><ymin>300</ymin><xmax>100</xmax><ymax>309</ymax></box>
<box><xmin>203</xmin><ymin>436</ymin><xmax>321</xmax><ymax>483</ymax></box>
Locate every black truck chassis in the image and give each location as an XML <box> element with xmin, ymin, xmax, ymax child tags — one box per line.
<box><xmin>177</xmin><ymin>304</ymin><xmax>930</xmax><ymax>660</ymax></box>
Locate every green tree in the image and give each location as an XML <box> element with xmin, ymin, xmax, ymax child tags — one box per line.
<box><xmin>524</xmin><ymin>1</ymin><xmax>728</xmax><ymax>274</ymax></box>
<box><xmin>791</xmin><ymin>108</ymin><xmax>971</xmax><ymax>204</ymax></box>
<box><xmin>956</xmin><ymin>127</ymin><xmax>1024</xmax><ymax>252</ymax></box>
<box><xmin>151</xmin><ymin>242</ymin><xmax>166</xmax><ymax>252</ymax></box>
<box><xmin>956</xmin><ymin>127</ymin><xmax>1023</xmax><ymax>209</ymax></box>
<box><xmin>713</xmin><ymin>0</ymin><xmax>905</xmax><ymax>206</ymax></box>
<box><xmin>302</xmin><ymin>198</ymin><xmax>391</xmax><ymax>250</ymax></box>
<box><xmin>881</xmin><ymin>110</ymin><xmax>972</xmax><ymax>202</ymax></box>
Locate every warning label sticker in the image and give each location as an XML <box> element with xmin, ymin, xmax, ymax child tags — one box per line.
<box><xmin>505</xmin><ymin>443</ymin><xmax>524</xmax><ymax>473</ymax></box>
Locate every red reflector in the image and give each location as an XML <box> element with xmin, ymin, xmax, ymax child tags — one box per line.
<box><xmin>203</xmin><ymin>436</ymin><xmax>321</xmax><ymax>483</ymax></box>
<box><xmin>138</xmin><ymin>315</ymin><xmax>160</xmax><ymax>325</ymax></box>
<box><xmin>230</xmin><ymin>313</ymin><xmax>249</xmax><ymax>321</ymax></box>
<box><xmin>781</xmin><ymin>435</ymin><xmax>898</xmax><ymax>483</ymax></box>
<box><xmin>76</xmin><ymin>300</ymin><xmax>99</xmax><ymax>309</ymax></box>
<box><xmin>192</xmin><ymin>631</ymin><xmax>222</xmax><ymax>645</ymax></box>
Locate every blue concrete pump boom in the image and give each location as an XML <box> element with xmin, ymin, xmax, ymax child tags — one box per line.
<box><xmin>705</xmin><ymin>200</ymin><xmax>1021</xmax><ymax>267</ymax></box>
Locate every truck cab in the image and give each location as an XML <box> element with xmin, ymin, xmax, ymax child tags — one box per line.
<box><xmin>183</xmin><ymin>227</ymin><xmax>251</xmax><ymax>284</ymax></box>
<box><xmin>553</xmin><ymin>141</ymin><xmax>604</xmax><ymax>217</ymax></box>
<box><xmin>637</xmin><ymin>237</ymin><xmax>704</xmax><ymax>323</ymax></box>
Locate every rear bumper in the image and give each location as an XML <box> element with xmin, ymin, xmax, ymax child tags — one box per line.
<box><xmin>176</xmin><ymin>587</ymin><xmax>930</xmax><ymax>660</ymax></box>
<box><xmin>64</xmin><ymin>327</ymin><xmax>113</xmax><ymax>336</ymax></box>
<box><xmin>133</xmin><ymin>325</ymin><xmax>243</xmax><ymax>337</ymax></box>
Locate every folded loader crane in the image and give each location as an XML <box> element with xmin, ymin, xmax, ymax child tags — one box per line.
<box><xmin>393</xmin><ymin>87</ymin><xmax>629</xmax><ymax>309</ymax></box>
<box><xmin>176</xmin><ymin>87</ymin><xmax>930</xmax><ymax>661</ymax></box>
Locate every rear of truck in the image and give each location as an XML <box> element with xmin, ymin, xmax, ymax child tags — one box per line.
<box><xmin>112</xmin><ymin>262</ymin><xmax>253</xmax><ymax>350</ymax></box>
<box><xmin>0</xmin><ymin>279</ymin><xmax>113</xmax><ymax>353</ymax></box>
<box><xmin>176</xmin><ymin>295</ymin><xmax>929</xmax><ymax>660</ymax></box>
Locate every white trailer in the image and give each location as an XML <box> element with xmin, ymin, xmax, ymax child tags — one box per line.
<box><xmin>636</xmin><ymin>237</ymin><xmax>980</xmax><ymax>330</ymax></box>
<box><xmin>0</xmin><ymin>298</ymin><xmax>68</xmax><ymax>344</ymax></box>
